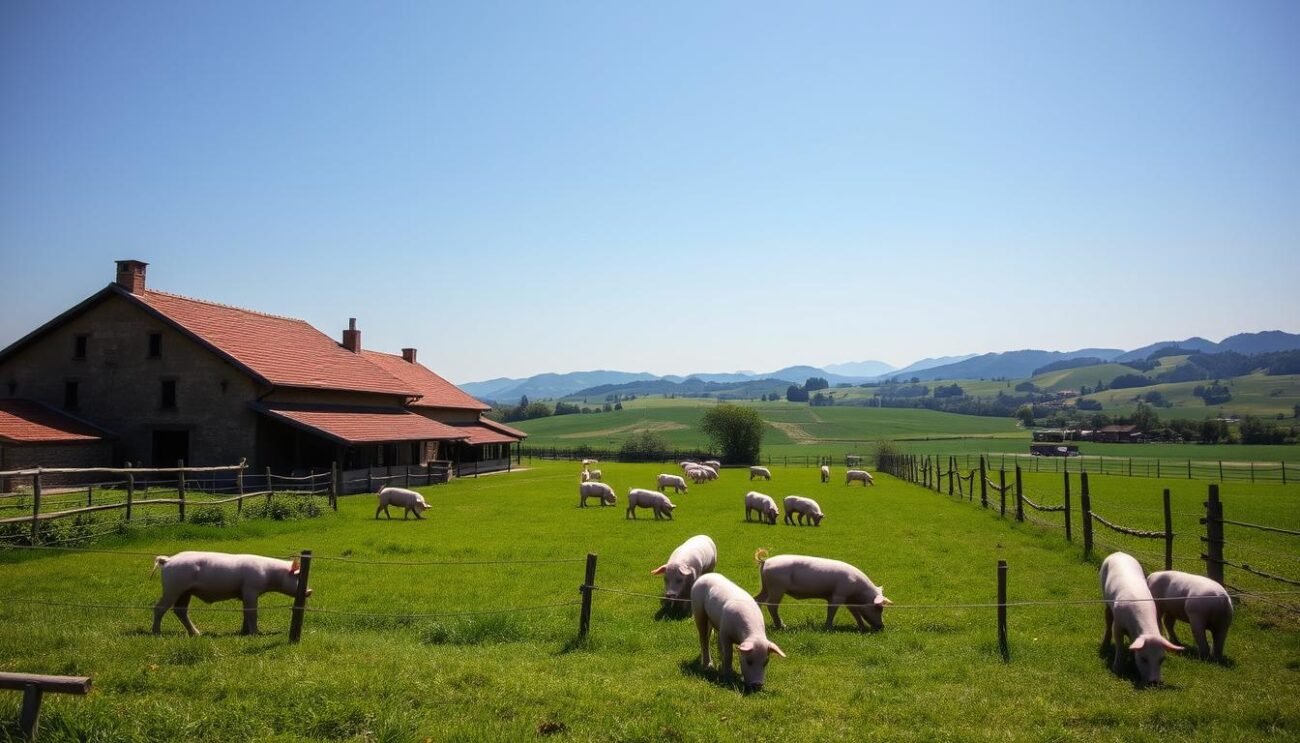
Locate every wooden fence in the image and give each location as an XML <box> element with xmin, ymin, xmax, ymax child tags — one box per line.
<box><xmin>941</xmin><ymin>451</ymin><xmax>1293</xmax><ymax>483</ymax></box>
<box><xmin>522</xmin><ymin>447</ymin><xmax>840</xmax><ymax>468</ymax></box>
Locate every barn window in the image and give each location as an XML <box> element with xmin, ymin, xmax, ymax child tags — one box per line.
<box><xmin>64</xmin><ymin>380</ymin><xmax>79</xmax><ymax>410</ymax></box>
<box><xmin>74</xmin><ymin>334</ymin><xmax>88</xmax><ymax>359</ymax></box>
<box><xmin>148</xmin><ymin>333</ymin><xmax>162</xmax><ymax>358</ymax></box>
<box><xmin>161</xmin><ymin>380</ymin><xmax>177</xmax><ymax>410</ymax></box>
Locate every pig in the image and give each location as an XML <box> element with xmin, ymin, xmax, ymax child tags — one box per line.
<box><xmin>820</xmin><ymin>465</ymin><xmax>831</xmax><ymax>483</ymax></box>
<box><xmin>691</xmin><ymin>573</ymin><xmax>786</xmax><ymax>692</ymax></box>
<box><xmin>578</xmin><ymin>481</ymin><xmax>617</xmax><ymax>508</ymax></box>
<box><xmin>1100</xmin><ymin>552</ymin><xmax>1182</xmax><ymax>686</ymax></box>
<box><xmin>657</xmin><ymin>473</ymin><xmax>688</xmax><ymax>494</ymax></box>
<box><xmin>845</xmin><ymin>469</ymin><xmax>874</xmax><ymax>486</ymax></box>
<box><xmin>704</xmin><ymin>460</ymin><xmax>722</xmax><ymax>473</ymax></box>
<box><xmin>375</xmin><ymin>487</ymin><xmax>429</xmax><ymax>520</ymax></box>
<box><xmin>580</xmin><ymin>469</ymin><xmax>591</xmax><ymax>482</ymax></box>
<box><xmin>586</xmin><ymin>469</ymin><xmax>603</xmax><ymax>482</ymax></box>
<box><xmin>651</xmin><ymin>535</ymin><xmax>718</xmax><ymax>605</ymax></box>
<box><xmin>151</xmin><ymin>551</ymin><xmax>310</xmax><ymax>636</ymax></box>
<box><xmin>1146</xmin><ymin>570</ymin><xmax>1233</xmax><ymax>662</ymax></box>
<box><xmin>744</xmin><ymin>491</ymin><xmax>779</xmax><ymax>525</ymax></box>
<box><xmin>749</xmin><ymin>466</ymin><xmax>772</xmax><ymax>481</ymax></box>
<box><xmin>627</xmin><ymin>488</ymin><xmax>676</xmax><ymax>520</ymax></box>
<box><xmin>783</xmin><ymin>495</ymin><xmax>824</xmax><ymax>526</ymax></box>
<box><xmin>753</xmin><ymin>552</ymin><xmax>892</xmax><ymax>631</ymax></box>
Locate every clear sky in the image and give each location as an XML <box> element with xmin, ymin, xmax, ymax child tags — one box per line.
<box><xmin>2</xmin><ymin>1</ymin><xmax>1297</xmax><ymax>383</ymax></box>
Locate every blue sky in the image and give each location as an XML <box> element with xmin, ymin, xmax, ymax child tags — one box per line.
<box><xmin>2</xmin><ymin>2</ymin><xmax>1297</xmax><ymax>383</ymax></box>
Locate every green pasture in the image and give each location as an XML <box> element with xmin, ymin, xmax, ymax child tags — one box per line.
<box><xmin>1</xmin><ymin>461</ymin><xmax>1297</xmax><ymax>742</ymax></box>
<box><xmin>1079</xmin><ymin>373</ymin><xmax>1300</xmax><ymax>420</ymax></box>
<box><xmin>1031</xmin><ymin>364</ymin><xmax>1140</xmax><ymax>393</ymax></box>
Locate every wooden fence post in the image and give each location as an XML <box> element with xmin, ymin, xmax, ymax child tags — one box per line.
<box><xmin>1163</xmin><ymin>489</ymin><xmax>1173</xmax><ymax>571</ymax></box>
<box><xmin>177</xmin><ymin>460</ymin><xmax>186</xmax><ymax>523</ymax></box>
<box><xmin>236</xmin><ymin>465</ymin><xmax>244</xmax><ymax>517</ymax></box>
<box><xmin>367</xmin><ymin>468</ymin><xmax>373</xmax><ymax>493</ymax></box>
<box><xmin>1014</xmin><ymin>465</ymin><xmax>1024</xmax><ymax>522</ymax></box>
<box><xmin>1063</xmin><ymin>471</ymin><xmax>1072</xmax><ymax>542</ymax></box>
<box><xmin>1203</xmin><ymin>484</ymin><xmax>1224</xmax><ymax>586</ymax></box>
<box><xmin>1282</xmin><ymin>461</ymin><xmax>1287</xmax><ymax>485</ymax></box>
<box><xmin>265</xmin><ymin>467</ymin><xmax>274</xmax><ymax>508</ymax></box>
<box><xmin>1218</xmin><ymin>461</ymin><xmax>1223</xmax><ymax>481</ymax></box>
<box><xmin>578</xmin><ymin>553</ymin><xmax>598</xmax><ymax>638</ymax></box>
<box><xmin>125</xmin><ymin>465</ymin><xmax>134</xmax><ymax>522</ymax></box>
<box><xmin>404</xmin><ymin>467</ymin><xmax>411</xmax><ymax>489</ymax></box>
<box><xmin>87</xmin><ymin>484</ymin><xmax>93</xmax><ymax>507</ymax></box>
<box><xmin>999</xmin><ymin>469</ymin><xmax>1007</xmax><ymax>518</ymax></box>
<box><xmin>997</xmin><ymin>560</ymin><xmax>1009</xmax><ymax>662</ymax></box>
<box><xmin>330</xmin><ymin>461</ymin><xmax>339</xmax><ymax>511</ymax></box>
<box><xmin>30</xmin><ymin>469</ymin><xmax>42</xmax><ymax>545</ymax></box>
<box><xmin>980</xmin><ymin>456</ymin><xmax>988</xmax><ymax>509</ymax></box>
<box><xmin>288</xmin><ymin>549</ymin><xmax>313</xmax><ymax>643</ymax></box>
<box><xmin>1081</xmin><ymin>473</ymin><xmax>1093</xmax><ymax>560</ymax></box>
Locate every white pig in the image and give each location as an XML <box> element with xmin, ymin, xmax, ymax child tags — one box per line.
<box><xmin>783</xmin><ymin>495</ymin><xmax>824</xmax><ymax>526</ymax></box>
<box><xmin>657</xmin><ymin>474</ymin><xmax>688</xmax><ymax>494</ymax></box>
<box><xmin>744</xmin><ymin>491</ymin><xmax>779</xmax><ymax>525</ymax></box>
<box><xmin>704</xmin><ymin>460</ymin><xmax>722</xmax><ymax>473</ymax></box>
<box><xmin>578</xmin><ymin>481</ymin><xmax>617</xmax><ymax>508</ymax></box>
<box><xmin>375</xmin><ymin>487</ymin><xmax>429</xmax><ymax>520</ymax></box>
<box><xmin>691</xmin><ymin>573</ymin><xmax>786</xmax><ymax>693</ymax></box>
<box><xmin>1146</xmin><ymin>570</ymin><xmax>1233</xmax><ymax>662</ymax></box>
<box><xmin>749</xmin><ymin>466</ymin><xmax>772</xmax><ymax>481</ymax></box>
<box><xmin>651</xmin><ymin>534</ymin><xmax>718</xmax><ymax>605</ymax></box>
<box><xmin>754</xmin><ymin>552</ymin><xmax>892</xmax><ymax>631</ymax></box>
<box><xmin>152</xmin><ymin>551</ymin><xmax>310</xmax><ymax>636</ymax></box>
<box><xmin>820</xmin><ymin>465</ymin><xmax>831</xmax><ymax>483</ymax></box>
<box><xmin>1100</xmin><ymin>552</ymin><xmax>1182</xmax><ymax>685</ymax></box>
<box><xmin>845</xmin><ymin>469</ymin><xmax>874</xmax><ymax>486</ymax></box>
<box><xmin>627</xmin><ymin>488</ymin><xmax>677</xmax><ymax>520</ymax></box>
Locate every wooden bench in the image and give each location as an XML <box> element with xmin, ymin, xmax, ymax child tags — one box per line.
<box><xmin>0</xmin><ymin>672</ymin><xmax>92</xmax><ymax>740</ymax></box>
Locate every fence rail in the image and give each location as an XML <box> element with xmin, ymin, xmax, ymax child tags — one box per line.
<box><xmin>928</xmin><ymin>451</ymin><xmax>1295</xmax><ymax>484</ymax></box>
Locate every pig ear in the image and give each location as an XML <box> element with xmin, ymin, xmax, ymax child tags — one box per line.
<box><xmin>289</xmin><ymin>557</ymin><xmax>301</xmax><ymax>575</ymax></box>
<box><xmin>1160</xmin><ymin>638</ymin><xmax>1184</xmax><ymax>652</ymax></box>
<box><xmin>874</xmin><ymin>595</ymin><xmax>892</xmax><ymax>607</ymax></box>
<box><xmin>767</xmin><ymin>641</ymin><xmax>786</xmax><ymax>658</ymax></box>
<box><xmin>677</xmin><ymin>566</ymin><xmax>693</xmax><ymax>577</ymax></box>
<box><xmin>1128</xmin><ymin>637</ymin><xmax>1146</xmax><ymax>651</ymax></box>
<box><xmin>737</xmin><ymin>640</ymin><xmax>754</xmax><ymax>653</ymax></box>
<box><xmin>650</xmin><ymin>565</ymin><xmax>667</xmax><ymax>575</ymax></box>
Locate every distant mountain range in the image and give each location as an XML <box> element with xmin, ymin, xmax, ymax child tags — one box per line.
<box><xmin>458</xmin><ymin>331</ymin><xmax>1300</xmax><ymax>403</ymax></box>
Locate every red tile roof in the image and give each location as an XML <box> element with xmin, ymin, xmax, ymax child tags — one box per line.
<box><xmin>0</xmin><ymin>399</ymin><xmax>112</xmax><ymax>444</ymax></box>
<box><xmin>451</xmin><ymin>422</ymin><xmax>524</xmax><ymax>445</ymax></box>
<box><xmin>253</xmin><ymin>403</ymin><xmax>469</xmax><ymax>444</ymax></box>
<box><xmin>476</xmin><ymin>418</ymin><xmax>527</xmax><ymax>439</ymax></box>
<box><xmin>131</xmin><ymin>290</ymin><xmax>418</xmax><ymax>397</ymax></box>
<box><xmin>362</xmin><ymin>351</ymin><xmax>489</xmax><ymax>411</ymax></box>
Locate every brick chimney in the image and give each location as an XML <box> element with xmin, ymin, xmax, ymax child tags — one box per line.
<box><xmin>342</xmin><ymin>318</ymin><xmax>361</xmax><ymax>353</ymax></box>
<box><xmin>401</xmin><ymin>348</ymin><xmax>417</xmax><ymax>364</ymax></box>
<box><xmin>115</xmin><ymin>260</ymin><xmax>148</xmax><ymax>294</ymax></box>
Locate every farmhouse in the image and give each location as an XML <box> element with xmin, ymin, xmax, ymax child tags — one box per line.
<box><xmin>0</xmin><ymin>260</ymin><xmax>523</xmax><ymax>476</ymax></box>
<box><xmin>1093</xmin><ymin>424</ymin><xmax>1144</xmax><ymax>443</ymax></box>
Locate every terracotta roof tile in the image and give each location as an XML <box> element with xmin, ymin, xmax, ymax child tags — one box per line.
<box><xmin>0</xmin><ymin>399</ymin><xmax>112</xmax><ymax>444</ymax></box>
<box><xmin>476</xmin><ymin>418</ymin><xmax>527</xmax><ymax>439</ymax></box>
<box><xmin>362</xmin><ymin>351</ymin><xmax>489</xmax><ymax>411</ymax></box>
<box><xmin>451</xmin><ymin>422</ymin><xmax>524</xmax><ymax>446</ymax></box>
<box><xmin>253</xmin><ymin>403</ymin><xmax>468</xmax><ymax>444</ymax></box>
<box><xmin>131</xmin><ymin>290</ymin><xmax>417</xmax><ymax>396</ymax></box>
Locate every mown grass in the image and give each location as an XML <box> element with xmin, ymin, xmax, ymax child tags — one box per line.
<box><xmin>1</xmin><ymin>461</ymin><xmax>1297</xmax><ymax>741</ymax></box>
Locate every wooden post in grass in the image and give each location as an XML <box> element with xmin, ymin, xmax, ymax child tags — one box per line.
<box><xmin>30</xmin><ymin>469</ymin><xmax>42</xmax><ymax>545</ymax></box>
<box><xmin>979</xmin><ymin>456</ymin><xmax>988</xmax><ymax>509</ymax></box>
<box><xmin>997</xmin><ymin>560</ymin><xmax>1009</xmax><ymax>662</ymax></box>
<box><xmin>1014</xmin><ymin>465</ymin><xmax>1024</xmax><ymax>522</ymax></box>
<box><xmin>1156</xmin><ymin>459</ymin><xmax>1160</xmax><ymax>479</ymax></box>
<box><xmin>289</xmin><ymin>549</ymin><xmax>313</xmax><ymax>643</ymax></box>
<box><xmin>1203</xmin><ymin>485</ymin><xmax>1224</xmax><ymax>586</ymax></box>
<box><xmin>1163</xmin><ymin>489</ymin><xmax>1174</xmax><ymax>571</ymax></box>
<box><xmin>86</xmin><ymin>484</ymin><xmax>93</xmax><ymax>507</ymax></box>
<box><xmin>265</xmin><ymin>467</ymin><xmax>274</xmax><ymax>508</ymax></box>
<box><xmin>948</xmin><ymin>457</ymin><xmax>954</xmax><ymax>497</ymax></box>
<box><xmin>1218</xmin><ymin>461</ymin><xmax>1223</xmax><ymax>481</ymax></box>
<box><xmin>999</xmin><ymin>469</ymin><xmax>1007</xmax><ymax>518</ymax></box>
<box><xmin>236</xmin><ymin>465</ymin><xmax>244</xmax><ymax>517</ymax></box>
<box><xmin>578</xmin><ymin>553</ymin><xmax>598</xmax><ymax>638</ymax></box>
<box><xmin>125</xmin><ymin>464</ymin><xmax>134</xmax><ymax>522</ymax></box>
<box><xmin>1063</xmin><ymin>472</ymin><xmax>1072</xmax><ymax>542</ymax></box>
<box><xmin>1081</xmin><ymin>474</ymin><xmax>1093</xmax><ymax>560</ymax></box>
<box><xmin>330</xmin><ymin>461</ymin><xmax>339</xmax><ymax>511</ymax></box>
<box><xmin>1283</xmin><ymin>461</ymin><xmax>1287</xmax><ymax>485</ymax></box>
<box><xmin>177</xmin><ymin>460</ymin><xmax>186</xmax><ymax>523</ymax></box>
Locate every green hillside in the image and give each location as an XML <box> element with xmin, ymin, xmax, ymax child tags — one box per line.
<box><xmin>1079</xmin><ymin>372</ymin><xmax>1300</xmax><ymax>419</ymax></box>
<box><xmin>1030</xmin><ymin>363</ymin><xmax>1139</xmax><ymax>392</ymax></box>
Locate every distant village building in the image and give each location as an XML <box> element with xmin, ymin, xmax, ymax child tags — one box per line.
<box><xmin>0</xmin><ymin>260</ymin><xmax>523</xmax><ymax>478</ymax></box>
<box><xmin>1094</xmin><ymin>424</ymin><xmax>1144</xmax><ymax>443</ymax></box>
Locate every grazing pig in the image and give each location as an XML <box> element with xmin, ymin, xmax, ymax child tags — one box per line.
<box><xmin>152</xmin><ymin>551</ymin><xmax>310</xmax><ymax>636</ymax></box>
<box><xmin>627</xmin><ymin>488</ymin><xmax>676</xmax><ymax>520</ymax></box>
<box><xmin>582</xmin><ymin>458</ymin><xmax>599</xmax><ymax>466</ymax></box>
<box><xmin>375</xmin><ymin>487</ymin><xmax>430</xmax><ymax>520</ymax></box>
<box><xmin>580</xmin><ymin>469</ymin><xmax>591</xmax><ymax>482</ymax></box>
<box><xmin>783</xmin><ymin>495</ymin><xmax>824</xmax><ymax>526</ymax></box>
<box><xmin>578</xmin><ymin>481</ymin><xmax>617</xmax><ymax>508</ymax></box>
<box><xmin>1147</xmin><ymin>570</ymin><xmax>1233</xmax><ymax>662</ymax></box>
<box><xmin>749</xmin><ymin>466</ymin><xmax>772</xmax><ymax>481</ymax></box>
<box><xmin>744</xmin><ymin>491</ymin><xmax>780</xmax><ymax>525</ymax></box>
<box><xmin>586</xmin><ymin>469</ymin><xmax>603</xmax><ymax>482</ymax></box>
<box><xmin>1100</xmin><ymin>552</ymin><xmax>1182</xmax><ymax>685</ymax></box>
<box><xmin>704</xmin><ymin>460</ymin><xmax>722</xmax><ymax>473</ymax></box>
<box><xmin>652</xmin><ymin>535</ymin><xmax>718</xmax><ymax>605</ymax></box>
<box><xmin>820</xmin><ymin>465</ymin><xmax>830</xmax><ymax>483</ymax></box>
<box><xmin>691</xmin><ymin>573</ymin><xmax>786</xmax><ymax>692</ymax></box>
<box><xmin>657</xmin><ymin>473</ymin><xmax>688</xmax><ymax>494</ymax></box>
<box><xmin>754</xmin><ymin>552</ymin><xmax>891</xmax><ymax>631</ymax></box>
<box><xmin>685</xmin><ymin>466</ymin><xmax>710</xmax><ymax>484</ymax></box>
<box><xmin>845</xmin><ymin>469</ymin><xmax>874</xmax><ymax>486</ymax></box>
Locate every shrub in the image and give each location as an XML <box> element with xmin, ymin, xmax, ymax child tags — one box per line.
<box><xmin>189</xmin><ymin>505</ymin><xmax>230</xmax><ymax>527</ymax></box>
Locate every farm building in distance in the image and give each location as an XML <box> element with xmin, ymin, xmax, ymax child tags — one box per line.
<box><xmin>0</xmin><ymin>260</ymin><xmax>523</xmax><ymax>477</ymax></box>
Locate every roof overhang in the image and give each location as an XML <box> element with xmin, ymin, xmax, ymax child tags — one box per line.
<box><xmin>251</xmin><ymin>403</ymin><xmax>470</xmax><ymax>445</ymax></box>
<box><xmin>0</xmin><ymin>399</ymin><xmax>115</xmax><ymax>444</ymax></box>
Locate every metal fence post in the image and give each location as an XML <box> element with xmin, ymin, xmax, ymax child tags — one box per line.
<box><xmin>289</xmin><ymin>549</ymin><xmax>313</xmax><ymax>643</ymax></box>
<box><xmin>578</xmin><ymin>553</ymin><xmax>598</xmax><ymax>638</ymax></box>
<box><xmin>1203</xmin><ymin>484</ymin><xmax>1224</xmax><ymax>586</ymax></box>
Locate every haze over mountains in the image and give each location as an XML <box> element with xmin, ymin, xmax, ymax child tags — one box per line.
<box><xmin>460</xmin><ymin>331</ymin><xmax>1300</xmax><ymax>403</ymax></box>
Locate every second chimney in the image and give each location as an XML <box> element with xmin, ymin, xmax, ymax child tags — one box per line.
<box><xmin>342</xmin><ymin>318</ymin><xmax>361</xmax><ymax>353</ymax></box>
<box><xmin>115</xmin><ymin>259</ymin><xmax>149</xmax><ymax>294</ymax></box>
<box><xmin>401</xmin><ymin>348</ymin><xmax>417</xmax><ymax>364</ymax></box>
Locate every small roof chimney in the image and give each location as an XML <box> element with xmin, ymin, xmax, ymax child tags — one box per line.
<box><xmin>115</xmin><ymin>260</ymin><xmax>148</xmax><ymax>294</ymax></box>
<box><xmin>401</xmin><ymin>348</ymin><xmax>417</xmax><ymax>364</ymax></box>
<box><xmin>342</xmin><ymin>318</ymin><xmax>361</xmax><ymax>353</ymax></box>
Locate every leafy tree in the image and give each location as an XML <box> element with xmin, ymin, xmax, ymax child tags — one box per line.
<box><xmin>1014</xmin><ymin>381</ymin><xmax>1039</xmax><ymax>393</ymax></box>
<box><xmin>803</xmin><ymin>377</ymin><xmax>830</xmax><ymax>392</ymax></box>
<box><xmin>1075</xmin><ymin>398</ymin><xmax>1103</xmax><ymax>411</ymax></box>
<box><xmin>1131</xmin><ymin>402</ymin><xmax>1159</xmax><ymax>432</ymax></box>
<box><xmin>619</xmin><ymin>430</ymin><xmax>671</xmax><ymax>460</ymax></box>
<box><xmin>1108</xmin><ymin>374</ymin><xmax>1150</xmax><ymax>390</ymax></box>
<box><xmin>699</xmin><ymin>404</ymin><xmax>764</xmax><ymax>464</ymax></box>
<box><xmin>1199</xmin><ymin>418</ymin><xmax>1227</xmax><ymax>444</ymax></box>
<box><xmin>554</xmin><ymin>401</ymin><xmax>580</xmax><ymax>416</ymax></box>
<box><xmin>786</xmin><ymin>385</ymin><xmax>809</xmax><ymax>402</ymax></box>
<box><xmin>523</xmin><ymin>401</ymin><xmax>552</xmax><ymax>419</ymax></box>
<box><xmin>1015</xmin><ymin>404</ymin><xmax>1035</xmax><ymax>427</ymax></box>
<box><xmin>934</xmin><ymin>383</ymin><xmax>964</xmax><ymax>399</ymax></box>
<box><xmin>614</xmin><ymin>401</ymin><xmax>623</xmax><ymax>410</ymax></box>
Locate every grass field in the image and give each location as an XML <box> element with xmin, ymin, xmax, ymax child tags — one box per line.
<box><xmin>1</xmin><ymin>462</ymin><xmax>1297</xmax><ymax>741</ymax></box>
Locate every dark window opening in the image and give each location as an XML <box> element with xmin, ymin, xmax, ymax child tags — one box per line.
<box><xmin>64</xmin><ymin>381</ymin><xmax>79</xmax><ymax>410</ymax></box>
<box><xmin>161</xmin><ymin>380</ymin><xmax>177</xmax><ymax>409</ymax></box>
<box><xmin>6</xmin><ymin>381</ymin><xmax>15</xmax><ymax>396</ymax></box>
<box><xmin>148</xmin><ymin>333</ymin><xmax>162</xmax><ymax>358</ymax></box>
<box><xmin>74</xmin><ymin>334</ymin><xmax>88</xmax><ymax>359</ymax></box>
<box><xmin>151</xmin><ymin>430</ymin><xmax>190</xmax><ymax>467</ymax></box>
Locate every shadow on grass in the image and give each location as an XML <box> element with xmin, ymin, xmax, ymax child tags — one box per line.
<box><xmin>654</xmin><ymin>601</ymin><xmax>692</xmax><ymax>622</ymax></box>
<box><xmin>677</xmin><ymin>658</ymin><xmax>750</xmax><ymax>694</ymax></box>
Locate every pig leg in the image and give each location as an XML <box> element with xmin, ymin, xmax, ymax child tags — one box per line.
<box><xmin>411</xmin><ymin>505</ymin><xmax>424</xmax><ymax>520</ymax></box>
<box><xmin>153</xmin><ymin>594</ymin><xmax>176</xmax><ymax>634</ymax></box>
<box><xmin>1101</xmin><ymin>605</ymin><xmax>1114</xmax><ymax>650</ymax></box>
<box><xmin>240</xmin><ymin>591</ymin><xmax>260</xmax><ymax>635</ymax></box>
<box><xmin>825</xmin><ymin>600</ymin><xmax>842</xmax><ymax>630</ymax></box>
<box><xmin>663</xmin><ymin>507</ymin><xmax>673</xmax><ymax>520</ymax></box>
<box><xmin>626</xmin><ymin>504</ymin><xmax>635</xmax><ymax>519</ymax></box>
<box><xmin>783</xmin><ymin>511</ymin><xmax>793</xmax><ymax>525</ymax></box>
<box><xmin>1189</xmin><ymin>615</ymin><xmax>1212</xmax><ymax>660</ymax></box>
<box><xmin>1210</xmin><ymin>619</ymin><xmax>1229</xmax><ymax>662</ymax></box>
<box><xmin>173</xmin><ymin>591</ymin><xmax>201</xmax><ymax>637</ymax></box>
<box><xmin>1160</xmin><ymin>610</ymin><xmax>1183</xmax><ymax>648</ymax></box>
<box><xmin>695</xmin><ymin>610</ymin><xmax>713</xmax><ymax>670</ymax></box>
<box><xmin>1110</xmin><ymin>620</ymin><xmax>1126</xmax><ymax>675</ymax></box>
<box><xmin>764</xmin><ymin>595</ymin><xmax>786</xmax><ymax>630</ymax></box>
<box><xmin>719</xmin><ymin>634</ymin><xmax>733</xmax><ymax>681</ymax></box>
